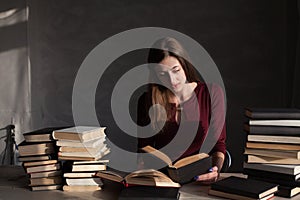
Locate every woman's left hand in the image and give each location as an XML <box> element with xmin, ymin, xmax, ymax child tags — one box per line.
<box><xmin>194</xmin><ymin>166</ymin><xmax>219</xmax><ymax>185</ymax></box>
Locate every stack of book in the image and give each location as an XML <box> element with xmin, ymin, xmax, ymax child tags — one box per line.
<box><xmin>52</xmin><ymin>126</ymin><xmax>110</xmax><ymax>192</ymax></box>
<box><xmin>243</xmin><ymin>107</ymin><xmax>300</xmax><ymax>198</ymax></box>
<box><xmin>63</xmin><ymin>160</ymin><xmax>109</xmax><ymax>191</ymax></box>
<box><xmin>18</xmin><ymin>127</ymin><xmax>65</xmax><ymax>191</ymax></box>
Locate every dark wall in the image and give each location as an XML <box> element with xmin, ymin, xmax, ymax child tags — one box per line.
<box><xmin>27</xmin><ymin>0</ymin><xmax>299</xmax><ymax>171</ymax></box>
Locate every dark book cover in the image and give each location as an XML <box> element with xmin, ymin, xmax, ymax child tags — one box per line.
<box><xmin>276</xmin><ymin>186</ymin><xmax>300</xmax><ymax>198</ymax></box>
<box><xmin>118</xmin><ymin>186</ymin><xmax>180</xmax><ymax>200</ymax></box>
<box><xmin>244</xmin><ymin>123</ymin><xmax>300</xmax><ymax>135</ymax></box>
<box><xmin>243</xmin><ymin>168</ymin><xmax>300</xmax><ymax>182</ymax></box>
<box><xmin>245</xmin><ymin>108</ymin><xmax>300</xmax><ymax>119</ymax></box>
<box><xmin>211</xmin><ymin>176</ymin><xmax>278</xmax><ymax>199</ymax></box>
<box><xmin>23</xmin><ymin>126</ymin><xmax>72</xmax><ymax>142</ymax></box>
<box><xmin>248</xmin><ymin>175</ymin><xmax>300</xmax><ymax>187</ymax></box>
<box><xmin>167</xmin><ymin>156</ymin><xmax>212</xmax><ymax>184</ymax></box>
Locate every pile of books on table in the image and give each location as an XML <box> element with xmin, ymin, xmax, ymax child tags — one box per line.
<box><xmin>243</xmin><ymin>108</ymin><xmax>300</xmax><ymax>198</ymax></box>
<box><xmin>52</xmin><ymin>126</ymin><xmax>110</xmax><ymax>192</ymax></box>
<box><xmin>18</xmin><ymin>127</ymin><xmax>65</xmax><ymax>191</ymax></box>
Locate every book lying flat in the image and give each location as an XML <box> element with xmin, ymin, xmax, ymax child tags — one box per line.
<box><xmin>210</xmin><ymin>176</ymin><xmax>278</xmax><ymax>199</ymax></box>
<box><xmin>71</xmin><ymin>163</ymin><xmax>106</xmax><ymax>172</ymax></box>
<box><xmin>118</xmin><ymin>186</ymin><xmax>180</xmax><ymax>200</ymax></box>
<box><xmin>58</xmin><ymin>148</ymin><xmax>110</xmax><ymax>161</ymax></box>
<box><xmin>276</xmin><ymin>186</ymin><xmax>300</xmax><ymax>198</ymax></box>
<box><xmin>26</xmin><ymin>163</ymin><xmax>61</xmax><ymax>173</ymax></box>
<box><xmin>246</xmin><ymin>142</ymin><xmax>300</xmax><ymax>151</ymax></box>
<box><xmin>209</xmin><ymin>189</ymin><xmax>274</xmax><ymax>200</ymax></box>
<box><xmin>243</xmin><ymin>162</ymin><xmax>300</xmax><ymax>175</ymax></box>
<box><xmin>246</xmin><ymin>155</ymin><xmax>300</xmax><ymax>164</ymax></box>
<box><xmin>18</xmin><ymin>154</ymin><xmax>56</xmax><ymax>162</ymax></box>
<box><xmin>52</xmin><ymin>126</ymin><xmax>106</xmax><ymax>142</ymax></box>
<box><xmin>248</xmin><ymin>175</ymin><xmax>300</xmax><ymax>187</ymax></box>
<box><xmin>249</xmin><ymin>119</ymin><xmax>300</xmax><ymax>127</ymax></box>
<box><xmin>244</xmin><ymin>124</ymin><xmax>300</xmax><ymax>135</ymax></box>
<box><xmin>30</xmin><ymin>184</ymin><xmax>62</xmax><ymax>191</ymax></box>
<box><xmin>56</xmin><ymin>136</ymin><xmax>105</xmax><ymax>147</ymax></box>
<box><xmin>18</xmin><ymin>141</ymin><xmax>56</xmax><ymax>156</ymax></box>
<box><xmin>63</xmin><ymin>185</ymin><xmax>101</xmax><ymax>192</ymax></box>
<box><xmin>29</xmin><ymin>170</ymin><xmax>62</xmax><ymax>179</ymax></box>
<box><xmin>64</xmin><ymin>172</ymin><xmax>97</xmax><ymax>178</ymax></box>
<box><xmin>247</xmin><ymin>135</ymin><xmax>300</xmax><ymax>144</ymax></box>
<box><xmin>29</xmin><ymin>176</ymin><xmax>63</xmax><ymax>186</ymax></box>
<box><xmin>244</xmin><ymin>148</ymin><xmax>300</xmax><ymax>159</ymax></box>
<box><xmin>245</xmin><ymin>108</ymin><xmax>300</xmax><ymax>119</ymax></box>
<box><xmin>23</xmin><ymin>126</ymin><xmax>70</xmax><ymax>142</ymax></box>
<box><xmin>65</xmin><ymin>177</ymin><xmax>103</xmax><ymax>186</ymax></box>
<box><xmin>243</xmin><ymin>168</ymin><xmax>300</xmax><ymax>182</ymax></box>
<box><xmin>96</xmin><ymin>168</ymin><xmax>180</xmax><ymax>188</ymax></box>
<box><xmin>23</xmin><ymin>160</ymin><xmax>58</xmax><ymax>167</ymax></box>
<box><xmin>141</xmin><ymin>145</ymin><xmax>211</xmax><ymax>184</ymax></box>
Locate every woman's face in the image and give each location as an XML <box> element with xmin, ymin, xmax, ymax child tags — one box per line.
<box><xmin>154</xmin><ymin>56</ymin><xmax>187</xmax><ymax>94</ymax></box>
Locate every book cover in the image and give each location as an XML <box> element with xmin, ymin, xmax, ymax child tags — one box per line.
<box><xmin>52</xmin><ymin>126</ymin><xmax>106</xmax><ymax>142</ymax></box>
<box><xmin>244</xmin><ymin>124</ymin><xmax>300</xmax><ymax>135</ymax></box>
<box><xmin>244</xmin><ymin>148</ymin><xmax>300</xmax><ymax>159</ymax></box>
<box><xmin>26</xmin><ymin>163</ymin><xmax>61</xmax><ymax>173</ymax></box>
<box><xmin>243</xmin><ymin>162</ymin><xmax>300</xmax><ymax>175</ymax></box>
<box><xmin>245</xmin><ymin>108</ymin><xmax>300</xmax><ymax>119</ymax></box>
<box><xmin>56</xmin><ymin>136</ymin><xmax>106</xmax><ymax>148</ymax></box>
<box><xmin>30</xmin><ymin>184</ymin><xmax>62</xmax><ymax>191</ymax></box>
<box><xmin>23</xmin><ymin>126</ymin><xmax>71</xmax><ymax>142</ymax></box>
<box><xmin>18</xmin><ymin>141</ymin><xmax>56</xmax><ymax>156</ymax></box>
<box><xmin>243</xmin><ymin>168</ymin><xmax>300</xmax><ymax>182</ymax></box>
<box><xmin>18</xmin><ymin>154</ymin><xmax>55</xmax><ymax>162</ymax></box>
<box><xmin>29</xmin><ymin>170</ymin><xmax>62</xmax><ymax>179</ymax></box>
<box><xmin>141</xmin><ymin>145</ymin><xmax>211</xmax><ymax>184</ymax></box>
<box><xmin>118</xmin><ymin>186</ymin><xmax>180</xmax><ymax>200</ymax></box>
<box><xmin>209</xmin><ymin>189</ymin><xmax>274</xmax><ymax>200</ymax></box>
<box><xmin>249</xmin><ymin>119</ymin><xmax>300</xmax><ymax>127</ymax></box>
<box><xmin>29</xmin><ymin>176</ymin><xmax>63</xmax><ymax>186</ymax></box>
<box><xmin>248</xmin><ymin>175</ymin><xmax>300</xmax><ymax>187</ymax></box>
<box><xmin>210</xmin><ymin>176</ymin><xmax>278</xmax><ymax>199</ymax></box>
<box><xmin>276</xmin><ymin>186</ymin><xmax>300</xmax><ymax>198</ymax></box>
<box><xmin>246</xmin><ymin>154</ymin><xmax>300</xmax><ymax>164</ymax></box>
<box><xmin>23</xmin><ymin>159</ymin><xmax>58</xmax><ymax>167</ymax></box>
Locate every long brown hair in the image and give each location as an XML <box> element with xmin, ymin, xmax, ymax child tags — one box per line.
<box><xmin>147</xmin><ymin>37</ymin><xmax>200</xmax><ymax>129</ymax></box>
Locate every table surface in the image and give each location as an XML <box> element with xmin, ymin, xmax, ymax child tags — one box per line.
<box><xmin>0</xmin><ymin>165</ymin><xmax>298</xmax><ymax>200</ymax></box>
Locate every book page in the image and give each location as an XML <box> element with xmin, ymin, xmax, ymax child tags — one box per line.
<box><xmin>141</xmin><ymin>146</ymin><xmax>172</xmax><ymax>166</ymax></box>
<box><xmin>173</xmin><ymin>153</ymin><xmax>209</xmax><ymax>168</ymax></box>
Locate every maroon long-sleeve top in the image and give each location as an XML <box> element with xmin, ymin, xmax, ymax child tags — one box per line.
<box><xmin>137</xmin><ymin>82</ymin><xmax>226</xmax><ymax>162</ymax></box>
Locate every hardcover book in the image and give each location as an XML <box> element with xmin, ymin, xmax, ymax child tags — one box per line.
<box><xmin>243</xmin><ymin>162</ymin><xmax>300</xmax><ymax>175</ymax></box>
<box><xmin>243</xmin><ymin>168</ymin><xmax>300</xmax><ymax>182</ymax></box>
<box><xmin>247</xmin><ymin>135</ymin><xmax>300</xmax><ymax>144</ymax></box>
<box><xmin>141</xmin><ymin>145</ymin><xmax>211</xmax><ymax>184</ymax></box>
<box><xmin>246</xmin><ymin>154</ymin><xmax>300</xmax><ymax>165</ymax></box>
<box><xmin>23</xmin><ymin>126</ymin><xmax>70</xmax><ymax>142</ymax></box>
<box><xmin>96</xmin><ymin>168</ymin><xmax>180</xmax><ymax>188</ymax></box>
<box><xmin>118</xmin><ymin>186</ymin><xmax>180</xmax><ymax>200</ymax></box>
<box><xmin>245</xmin><ymin>142</ymin><xmax>300</xmax><ymax>151</ymax></box>
<box><xmin>276</xmin><ymin>186</ymin><xmax>300</xmax><ymax>198</ymax></box>
<box><xmin>30</xmin><ymin>184</ymin><xmax>62</xmax><ymax>191</ymax></box>
<box><xmin>248</xmin><ymin>175</ymin><xmax>300</xmax><ymax>187</ymax></box>
<box><xmin>210</xmin><ymin>176</ymin><xmax>278</xmax><ymax>199</ymax></box>
<box><xmin>244</xmin><ymin>124</ymin><xmax>300</xmax><ymax>135</ymax></box>
<box><xmin>245</xmin><ymin>108</ymin><xmax>300</xmax><ymax>119</ymax></box>
<box><xmin>63</xmin><ymin>185</ymin><xmax>101</xmax><ymax>192</ymax></box>
<box><xmin>244</xmin><ymin>148</ymin><xmax>300</xmax><ymax>159</ymax></box>
<box><xmin>249</xmin><ymin>119</ymin><xmax>300</xmax><ymax>127</ymax></box>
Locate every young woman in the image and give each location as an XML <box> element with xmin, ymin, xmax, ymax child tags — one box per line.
<box><xmin>137</xmin><ymin>37</ymin><xmax>226</xmax><ymax>184</ymax></box>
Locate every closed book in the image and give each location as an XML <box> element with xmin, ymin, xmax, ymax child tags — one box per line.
<box><xmin>58</xmin><ymin>148</ymin><xmax>110</xmax><ymax>161</ymax></box>
<box><xmin>209</xmin><ymin>189</ymin><xmax>274</xmax><ymax>200</ymax></box>
<box><xmin>23</xmin><ymin>160</ymin><xmax>58</xmax><ymax>167</ymax></box>
<box><xmin>249</xmin><ymin>119</ymin><xmax>300</xmax><ymax>127</ymax></box>
<box><xmin>243</xmin><ymin>163</ymin><xmax>300</xmax><ymax>175</ymax></box>
<box><xmin>245</xmin><ymin>108</ymin><xmax>300</xmax><ymax>119</ymax></box>
<box><xmin>246</xmin><ymin>155</ymin><xmax>300</xmax><ymax>164</ymax></box>
<box><xmin>276</xmin><ymin>186</ymin><xmax>300</xmax><ymax>198</ymax></box>
<box><xmin>63</xmin><ymin>185</ymin><xmax>101</xmax><ymax>191</ymax></box>
<box><xmin>26</xmin><ymin>163</ymin><xmax>61</xmax><ymax>173</ymax></box>
<box><xmin>18</xmin><ymin>141</ymin><xmax>56</xmax><ymax>156</ymax></box>
<box><xmin>56</xmin><ymin>136</ymin><xmax>105</xmax><ymax>148</ymax></box>
<box><xmin>141</xmin><ymin>145</ymin><xmax>211</xmax><ymax>184</ymax></box>
<box><xmin>243</xmin><ymin>168</ymin><xmax>300</xmax><ymax>182</ymax></box>
<box><xmin>29</xmin><ymin>170</ymin><xmax>62</xmax><ymax>178</ymax></box>
<box><xmin>23</xmin><ymin>127</ymin><xmax>70</xmax><ymax>142</ymax></box>
<box><xmin>244</xmin><ymin>148</ymin><xmax>300</xmax><ymax>159</ymax></box>
<box><xmin>248</xmin><ymin>175</ymin><xmax>300</xmax><ymax>187</ymax></box>
<box><xmin>58</xmin><ymin>144</ymin><xmax>108</xmax><ymax>158</ymax></box>
<box><xmin>118</xmin><ymin>186</ymin><xmax>180</xmax><ymax>200</ymax></box>
<box><xmin>64</xmin><ymin>172</ymin><xmax>97</xmax><ymax>178</ymax></box>
<box><xmin>246</xmin><ymin>142</ymin><xmax>300</xmax><ymax>151</ymax></box>
<box><xmin>30</xmin><ymin>184</ymin><xmax>62</xmax><ymax>191</ymax></box>
<box><xmin>244</xmin><ymin>124</ymin><xmax>300</xmax><ymax>135</ymax></box>
<box><xmin>52</xmin><ymin>126</ymin><xmax>106</xmax><ymax>142</ymax></box>
<box><xmin>72</xmin><ymin>164</ymin><xmax>106</xmax><ymax>172</ymax></box>
<box><xmin>210</xmin><ymin>176</ymin><xmax>278</xmax><ymax>199</ymax></box>
<box><xmin>65</xmin><ymin>177</ymin><xmax>103</xmax><ymax>186</ymax></box>
<box><xmin>247</xmin><ymin>135</ymin><xmax>300</xmax><ymax>144</ymax></box>
<box><xmin>29</xmin><ymin>176</ymin><xmax>63</xmax><ymax>186</ymax></box>
<box><xmin>18</xmin><ymin>155</ymin><xmax>54</xmax><ymax>162</ymax></box>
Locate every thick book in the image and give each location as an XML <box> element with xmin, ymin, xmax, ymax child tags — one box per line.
<box><xmin>23</xmin><ymin>126</ymin><xmax>70</xmax><ymax>142</ymax></box>
<box><xmin>64</xmin><ymin>172</ymin><xmax>97</xmax><ymax>178</ymax></box>
<box><xmin>247</xmin><ymin>135</ymin><xmax>300</xmax><ymax>144</ymax></box>
<box><xmin>246</xmin><ymin>142</ymin><xmax>300</xmax><ymax>151</ymax></box>
<box><xmin>118</xmin><ymin>186</ymin><xmax>180</xmax><ymax>200</ymax></box>
<box><xmin>29</xmin><ymin>176</ymin><xmax>63</xmax><ymax>186</ymax></box>
<box><xmin>245</xmin><ymin>108</ymin><xmax>300</xmax><ymax>119</ymax></box>
<box><xmin>246</xmin><ymin>154</ymin><xmax>300</xmax><ymax>164</ymax></box>
<box><xmin>18</xmin><ymin>141</ymin><xmax>56</xmax><ymax>156</ymax></box>
<box><xmin>56</xmin><ymin>136</ymin><xmax>106</xmax><ymax>148</ymax></box>
<box><xmin>58</xmin><ymin>144</ymin><xmax>109</xmax><ymax>158</ymax></box>
<box><xmin>18</xmin><ymin>154</ymin><xmax>56</xmax><ymax>162</ymax></box>
<box><xmin>249</xmin><ymin>119</ymin><xmax>300</xmax><ymax>127</ymax></box>
<box><xmin>141</xmin><ymin>145</ymin><xmax>211</xmax><ymax>184</ymax></box>
<box><xmin>244</xmin><ymin>148</ymin><xmax>300</xmax><ymax>159</ymax></box>
<box><xmin>209</xmin><ymin>189</ymin><xmax>274</xmax><ymax>200</ymax></box>
<box><xmin>30</xmin><ymin>184</ymin><xmax>62</xmax><ymax>191</ymax></box>
<box><xmin>244</xmin><ymin>124</ymin><xmax>300</xmax><ymax>135</ymax></box>
<box><xmin>276</xmin><ymin>186</ymin><xmax>300</xmax><ymax>198</ymax></box>
<box><xmin>96</xmin><ymin>168</ymin><xmax>180</xmax><ymax>188</ymax></box>
<box><xmin>210</xmin><ymin>176</ymin><xmax>278</xmax><ymax>199</ymax></box>
<box><xmin>23</xmin><ymin>160</ymin><xmax>58</xmax><ymax>167</ymax></box>
<box><xmin>26</xmin><ymin>163</ymin><xmax>61</xmax><ymax>173</ymax></box>
<box><xmin>65</xmin><ymin>177</ymin><xmax>103</xmax><ymax>186</ymax></box>
<box><xmin>52</xmin><ymin>126</ymin><xmax>106</xmax><ymax>142</ymax></box>
<box><xmin>243</xmin><ymin>168</ymin><xmax>300</xmax><ymax>182</ymax></box>
<box><xmin>58</xmin><ymin>148</ymin><xmax>110</xmax><ymax>161</ymax></box>
<box><xmin>248</xmin><ymin>175</ymin><xmax>300</xmax><ymax>187</ymax></box>
<box><xmin>29</xmin><ymin>170</ymin><xmax>62</xmax><ymax>178</ymax></box>
<box><xmin>71</xmin><ymin>163</ymin><xmax>106</xmax><ymax>172</ymax></box>
<box><xmin>243</xmin><ymin>162</ymin><xmax>300</xmax><ymax>175</ymax></box>
<box><xmin>63</xmin><ymin>185</ymin><xmax>101</xmax><ymax>191</ymax></box>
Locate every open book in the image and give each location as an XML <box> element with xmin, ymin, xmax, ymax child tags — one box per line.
<box><xmin>96</xmin><ymin>168</ymin><xmax>180</xmax><ymax>188</ymax></box>
<box><xmin>141</xmin><ymin>145</ymin><xmax>212</xmax><ymax>184</ymax></box>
